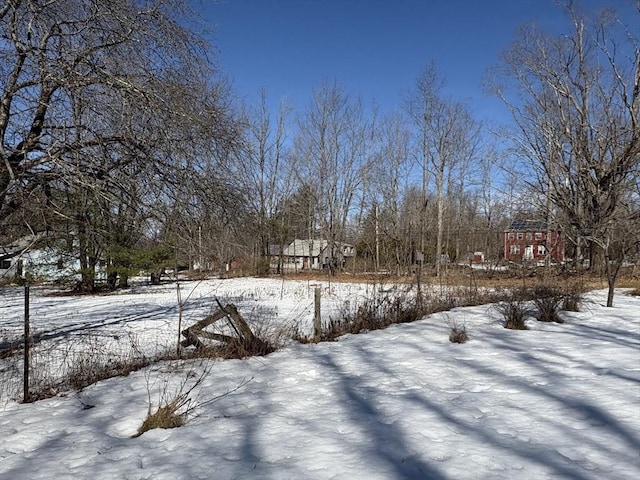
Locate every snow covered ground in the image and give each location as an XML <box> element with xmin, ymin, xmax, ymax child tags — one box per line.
<box><xmin>0</xmin><ymin>278</ymin><xmax>382</xmax><ymax>400</ymax></box>
<box><xmin>0</xmin><ymin>278</ymin><xmax>639</xmax><ymax>479</ymax></box>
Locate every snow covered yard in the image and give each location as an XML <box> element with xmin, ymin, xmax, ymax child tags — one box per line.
<box><xmin>0</xmin><ymin>280</ymin><xmax>639</xmax><ymax>479</ymax></box>
<box><xmin>0</xmin><ymin>278</ymin><xmax>378</xmax><ymax>401</ymax></box>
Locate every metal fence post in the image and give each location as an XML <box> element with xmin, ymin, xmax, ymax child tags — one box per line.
<box><xmin>313</xmin><ymin>286</ymin><xmax>321</xmax><ymax>339</ymax></box>
<box><xmin>23</xmin><ymin>284</ymin><xmax>30</xmax><ymax>403</ymax></box>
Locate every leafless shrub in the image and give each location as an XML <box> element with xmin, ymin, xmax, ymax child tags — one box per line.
<box><xmin>11</xmin><ymin>333</ymin><xmax>175</xmax><ymax>403</ymax></box>
<box><xmin>301</xmin><ymin>286</ymin><xmax>522</xmax><ymax>343</ymax></box>
<box><xmin>561</xmin><ymin>284</ymin><xmax>585</xmax><ymax>312</ymax></box>
<box><xmin>511</xmin><ymin>286</ymin><xmax>535</xmax><ymax>301</ymax></box>
<box><xmin>456</xmin><ymin>287</ymin><xmax>518</xmax><ymax>307</ymax></box>
<box><xmin>136</xmin><ymin>395</ymin><xmax>187</xmax><ymax>435</ymax></box>
<box><xmin>316</xmin><ymin>295</ymin><xmax>421</xmax><ymax>341</ymax></box>
<box><xmin>531</xmin><ymin>286</ymin><xmax>564</xmax><ymax>323</ymax></box>
<box><xmin>305</xmin><ymin>291</ymin><xmax>438</xmax><ymax>343</ymax></box>
<box><xmin>446</xmin><ymin>316</ymin><xmax>469</xmax><ymax>344</ymax></box>
<box><xmin>428</xmin><ymin>295</ymin><xmax>459</xmax><ymax>314</ymax></box>
<box><xmin>66</xmin><ymin>351</ymin><xmax>152</xmax><ymax>392</ymax></box>
<box><xmin>494</xmin><ymin>298</ymin><xmax>532</xmax><ymax>330</ymax></box>
<box><xmin>135</xmin><ymin>361</ymin><xmax>210</xmax><ymax>437</ymax></box>
<box><xmin>205</xmin><ymin>336</ymin><xmax>276</xmax><ymax>360</ymax></box>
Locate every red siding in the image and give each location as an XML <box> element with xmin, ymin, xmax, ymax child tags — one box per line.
<box><xmin>503</xmin><ymin>230</ymin><xmax>564</xmax><ymax>263</ymax></box>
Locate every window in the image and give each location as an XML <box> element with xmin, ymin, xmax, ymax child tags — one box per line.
<box><xmin>517</xmin><ymin>232</ymin><xmax>524</xmax><ymax>240</ymax></box>
<box><xmin>537</xmin><ymin>245</ymin><xmax>546</xmax><ymax>255</ymax></box>
<box><xmin>526</xmin><ymin>232</ymin><xmax>532</xmax><ymax>240</ymax></box>
<box><xmin>510</xmin><ymin>245</ymin><xmax>520</xmax><ymax>255</ymax></box>
<box><xmin>535</xmin><ymin>232</ymin><xmax>543</xmax><ymax>240</ymax></box>
<box><xmin>508</xmin><ymin>232</ymin><xmax>514</xmax><ymax>240</ymax></box>
<box><xmin>1</xmin><ymin>259</ymin><xmax>11</xmax><ymax>270</ymax></box>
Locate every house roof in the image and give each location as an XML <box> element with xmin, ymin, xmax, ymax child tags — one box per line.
<box><xmin>282</xmin><ymin>239</ymin><xmax>327</xmax><ymax>257</ymax></box>
<box><xmin>281</xmin><ymin>239</ymin><xmax>356</xmax><ymax>258</ymax></box>
<box><xmin>0</xmin><ymin>234</ymin><xmax>45</xmax><ymax>259</ymax></box>
<box><xmin>507</xmin><ymin>219</ymin><xmax>548</xmax><ymax>232</ymax></box>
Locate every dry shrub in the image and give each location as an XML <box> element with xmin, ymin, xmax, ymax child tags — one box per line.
<box><xmin>511</xmin><ymin>286</ymin><xmax>535</xmax><ymax>301</ymax></box>
<box><xmin>494</xmin><ymin>298</ymin><xmax>532</xmax><ymax>330</ymax></box>
<box><xmin>301</xmin><ymin>286</ymin><xmax>517</xmax><ymax>343</ymax></box>
<box><xmin>531</xmin><ymin>285</ymin><xmax>564</xmax><ymax>323</ymax></box>
<box><xmin>206</xmin><ymin>336</ymin><xmax>275</xmax><ymax>359</ymax></box>
<box><xmin>315</xmin><ymin>295</ymin><xmax>424</xmax><ymax>341</ymax></box>
<box><xmin>17</xmin><ymin>334</ymin><xmax>174</xmax><ymax>403</ymax></box>
<box><xmin>0</xmin><ymin>354</ymin><xmax>22</xmax><ymax>403</ymax></box>
<box><xmin>449</xmin><ymin>326</ymin><xmax>468</xmax><ymax>343</ymax></box>
<box><xmin>61</xmin><ymin>334</ymin><xmax>168</xmax><ymax>392</ymax></box>
<box><xmin>391</xmin><ymin>298</ymin><xmax>424</xmax><ymax>324</ymax></box>
<box><xmin>456</xmin><ymin>287</ymin><xmax>519</xmax><ymax>307</ymax></box>
<box><xmin>561</xmin><ymin>284</ymin><xmax>585</xmax><ymax>312</ymax></box>
<box><xmin>66</xmin><ymin>353</ymin><xmax>152</xmax><ymax>391</ymax></box>
<box><xmin>135</xmin><ymin>361</ymin><xmax>211</xmax><ymax>437</ymax></box>
<box><xmin>446</xmin><ymin>317</ymin><xmax>468</xmax><ymax>344</ymax></box>
<box><xmin>428</xmin><ymin>296</ymin><xmax>459</xmax><ymax>314</ymax></box>
<box><xmin>135</xmin><ymin>395</ymin><xmax>186</xmax><ymax>437</ymax></box>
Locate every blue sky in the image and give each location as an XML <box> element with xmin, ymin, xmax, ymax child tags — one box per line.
<box><xmin>198</xmin><ymin>0</ymin><xmax>634</xmax><ymax>123</ymax></box>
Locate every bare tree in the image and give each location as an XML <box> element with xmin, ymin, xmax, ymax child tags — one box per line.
<box><xmin>295</xmin><ymin>80</ymin><xmax>372</xmax><ymax>274</ymax></box>
<box><xmin>236</xmin><ymin>88</ymin><xmax>292</xmax><ymax>273</ymax></box>
<box><xmin>476</xmin><ymin>147</ymin><xmax>511</xmax><ymax>266</ymax></box>
<box><xmin>366</xmin><ymin>111</ymin><xmax>414</xmax><ymax>275</ymax></box>
<box><xmin>492</xmin><ymin>2</ymin><xmax>639</xmax><ymax>306</ymax></box>
<box><xmin>0</xmin><ymin>0</ymin><xmax>238</xmax><ymax>288</ymax></box>
<box><xmin>407</xmin><ymin>63</ymin><xmax>482</xmax><ymax>277</ymax></box>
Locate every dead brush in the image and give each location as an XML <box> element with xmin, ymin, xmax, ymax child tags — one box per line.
<box><xmin>531</xmin><ymin>285</ymin><xmax>564</xmax><ymax>323</ymax></box>
<box><xmin>66</xmin><ymin>353</ymin><xmax>153</xmax><ymax>391</ymax></box>
<box><xmin>449</xmin><ymin>326</ymin><xmax>468</xmax><ymax>343</ymax></box>
<box><xmin>471</xmin><ymin>287</ymin><xmax>518</xmax><ymax>306</ymax></box>
<box><xmin>61</xmin><ymin>333</ymin><xmax>166</xmax><ymax>392</ymax></box>
<box><xmin>135</xmin><ymin>360</ymin><xmax>211</xmax><ymax>437</ymax></box>
<box><xmin>0</xmin><ymin>354</ymin><xmax>21</xmax><ymax>404</ymax></box>
<box><xmin>494</xmin><ymin>297</ymin><xmax>532</xmax><ymax>330</ymax></box>
<box><xmin>136</xmin><ymin>395</ymin><xmax>187</xmax><ymax>436</ymax></box>
<box><xmin>561</xmin><ymin>283</ymin><xmax>585</xmax><ymax>312</ymax></box>
<box><xmin>188</xmin><ymin>313</ymin><xmax>282</xmax><ymax>360</ymax></box>
<box><xmin>427</xmin><ymin>295</ymin><xmax>459</xmax><ymax>315</ymax></box>
<box><xmin>445</xmin><ymin>316</ymin><xmax>469</xmax><ymax>344</ymax></box>
<box><xmin>18</xmin><ymin>333</ymin><xmax>173</xmax><ymax>402</ymax></box>
<box><xmin>203</xmin><ymin>336</ymin><xmax>275</xmax><ymax>359</ymax></box>
<box><xmin>318</xmin><ymin>296</ymin><xmax>417</xmax><ymax>341</ymax></box>
<box><xmin>324</xmin><ymin>303</ymin><xmax>388</xmax><ymax>339</ymax></box>
<box><xmin>392</xmin><ymin>300</ymin><xmax>423</xmax><ymax>324</ymax></box>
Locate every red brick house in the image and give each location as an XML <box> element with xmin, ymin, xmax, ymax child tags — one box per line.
<box><xmin>504</xmin><ymin>220</ymin><xmax>564</xmax><ymax>264</ymax></box>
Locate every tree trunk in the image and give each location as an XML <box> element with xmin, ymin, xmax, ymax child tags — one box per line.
<box><xmin>118</xmin><ymin>273</ymin><xmax>129</xmax><ymax>289</ymax></box>
<box><xmin>604</xmin><ymin>251</ymin><xmax>622</xmax><ymax>308</ymax></box>
<box><xmin>107</xmin><ymin>271</ymin><xmax>118</xmax><ymax>290</ymax></box>
<box><xmin>150</xmin><ymin>270</ymin><xmax>163</xmax><ymax>285</ymax></box>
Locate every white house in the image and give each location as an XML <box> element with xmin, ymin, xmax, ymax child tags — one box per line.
<box><xmin>273</xmin><ymin>239</ymin><xmax>356</xmax><ymax>271</ymax></box>
<box><xmin>0</xmin><ymin>234</ymin><xmax>80</xmax><ymax>283</ymax></box>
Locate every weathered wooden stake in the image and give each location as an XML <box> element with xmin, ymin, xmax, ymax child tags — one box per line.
<box><xmin>313</xmin><ymin>287</ymin><xmax>321</xmax><ymax>339</ymax></box>
<box><xmin>23</xmin><ymin>284</ymin><xmax>30</xmax><ymax>403</ymax></box>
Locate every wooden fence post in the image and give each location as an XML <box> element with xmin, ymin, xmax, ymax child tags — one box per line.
<box><xmin>23</xmin><ymin>284</ymin><xmax>30</xmax><ymax>403</ymax></box>
<box><xmin>313</xmin><ymin>286</ymin><xmax>321</xmax><ymax>339</ymax></box>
